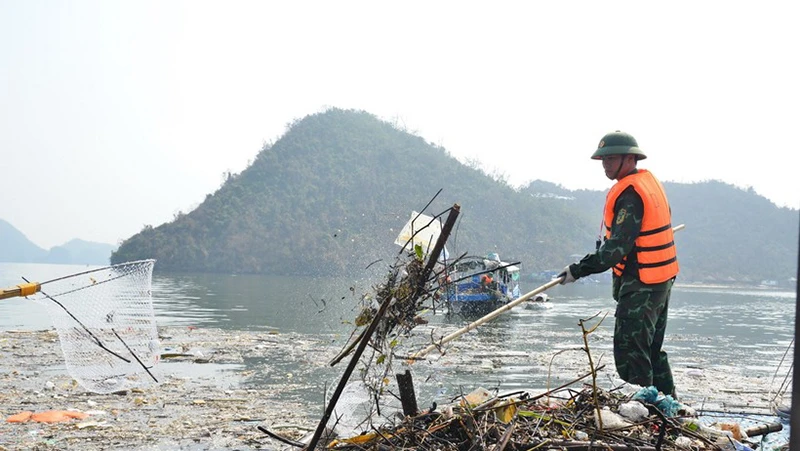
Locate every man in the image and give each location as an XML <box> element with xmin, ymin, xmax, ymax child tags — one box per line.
<box><xmin>559</xmin><ymin>131</ymin><xmax>680</xmax><ymax>397</ymax></box>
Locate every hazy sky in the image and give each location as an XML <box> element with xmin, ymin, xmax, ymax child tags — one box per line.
<box><xmin>2</xmin><ymin>1</ymin><xmax>798</xmax><ymax>249</ymax></box>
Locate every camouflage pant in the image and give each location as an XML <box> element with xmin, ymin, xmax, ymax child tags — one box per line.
<box><xmin>613</xmin><ymin>283</ymin><xmax>675</xmax><ymax>396</ymax></box>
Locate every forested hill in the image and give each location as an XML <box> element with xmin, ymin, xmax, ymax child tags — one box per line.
<box><xmin>111</xmin><ymin>109</ymin><xmax>799</xmax><ymax>284</ymax></box>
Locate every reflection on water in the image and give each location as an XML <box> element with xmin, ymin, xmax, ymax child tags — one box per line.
<box><xmin>151</xmin><ymin>272</ymin><xmax>373</xmax><ymax>336</ymax></box>
<box><xmin>2</xmin><ymin>263</ymin><xmax>795</xmax><ymax>412</ymax></box>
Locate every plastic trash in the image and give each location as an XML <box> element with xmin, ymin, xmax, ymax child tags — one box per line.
<box><xmin>618</xmin><ymin>401</ymin><xmax>649</xmax><ymax>422</ymax></box>
<box><xmin>573</xmin><ymin>430</ymin><xmax>589</xmax><ymax>441</ymax></box>
<box><xmin>631</xmin><ymin>386</ymin><xmax>659</xmax><ymax>403</ymax></box>
<box><xmin>631</xmin><ymin>385</ymin><xmax>681</xmax><ymax>416</ymax></box>
<box><xmin>596</xmin><ymin>407</ymin><xmax>631</xmax><ymax>430</ymax></box>
<box><xmin>7</xmin><ymin>410</ymin><xmax>89</xmax><ymax>423</ymax></box>
<box><xmin>682</xmin><ymin>419</ymin><xmax>735</xmax><ymax>441</ymax></box>
<box><xmin>655</xmin><ymin>395</ymin><xmax>681</xmax><ymax>416</ymax></box>
<box><xmin>461</xmin><ymin>387</ymin><xmax>492</xmax><ymax>407</ymax></box>
<box><xmin>720</xmin><ymin>423</ymin><xmax>748</xmax><ymax>441</ymax></box>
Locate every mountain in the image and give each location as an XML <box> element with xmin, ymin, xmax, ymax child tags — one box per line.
<box><xmin>111</xmin><ymin>109</ymin><xmax>588</xmax><ymax>276</ymax></box>
<box><xmin>0</xmin><ymin>219</ymin><xmax>47</xmax><ymax>263</ymax></box>
<box><xmin>45</xmin><ymin>239</ymin><xmax>116</xmax><ymax>265</ymax></box>
<box><xmin>111</xmin><ymin>108</ymin><xmax>799</xmax><ymax>284</ymax></box>
<box><xmin>0</xmin><ymin>220</ymin><xmax>115</xmax><ymax>265</ymax></box>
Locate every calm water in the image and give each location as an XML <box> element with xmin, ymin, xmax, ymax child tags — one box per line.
<box><xmin>1</xmin><ymin>262</ymin><xmax>796</xmax><ymax>430</ymax></box>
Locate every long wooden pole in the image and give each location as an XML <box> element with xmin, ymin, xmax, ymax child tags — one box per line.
<box><xmin>0</xmin><ymin>282</ymin><xmax>40</xmax><ymax>300</ymax></box>
<box><xmin>409</xmin><ymin>278</ymin><xmax>562</xmax><ymax>360</ymax></box>
<box><xmin>409</xmin><ymin>223</ymin><xmax>686</xmax><ymax>361</ymax></box>
<box><xmin>1</xmin><ymin>259</ymin><xmax>156</xmax><ymax>301</ymax></box>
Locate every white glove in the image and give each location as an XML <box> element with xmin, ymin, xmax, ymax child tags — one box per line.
<box><xmin>559</xmin><ymin>265</ymin><xmax>576</xmax><ymax>285</ymax></box>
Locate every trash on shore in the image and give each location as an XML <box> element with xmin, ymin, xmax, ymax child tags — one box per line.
<box><xmin>6</xmin><ymin>410</ymin><xmax>89</xmax><ymax>423</ymax></box>
<box><xmin>322</xmin><ymin>382</ymin><xmax>784</xmax><ymax>451</ymax></box>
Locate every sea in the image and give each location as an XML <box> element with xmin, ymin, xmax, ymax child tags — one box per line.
<box><xmin>1</xmin><ymin>262</ymin><xmax>795</xmax><ymax>448</ymax></box>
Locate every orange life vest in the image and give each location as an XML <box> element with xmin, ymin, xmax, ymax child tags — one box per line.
<box><xmin>603</xmin><ymin>169</ymin><xmax>679</xmax><ymax>284</ymax></box>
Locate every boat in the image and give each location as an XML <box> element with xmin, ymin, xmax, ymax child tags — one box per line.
<box><xmin>441</xmin><ymin>253</ymin><xmax>522</xmax><ymax>316</ymax></box>
<box><xmin>523</xmin><ymin>293</ymin><xmax>550</xmax><ymax>310</ymax></box>
<box><xmin>390</xmin><ymin>212</ymin><xmax>531</xmax><ymax>316</ymax></box>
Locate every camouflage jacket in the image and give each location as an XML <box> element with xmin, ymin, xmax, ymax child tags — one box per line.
<box><xmin>569</xmin><ymin>184</ymin><xmax>671</xmax><ymax>300</ymax></box>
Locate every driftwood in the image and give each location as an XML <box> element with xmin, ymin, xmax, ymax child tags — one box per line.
<box><xmin>395</xmin><ymin>370</ymin><xmax>418</xmax><ymax>417</ymax></box>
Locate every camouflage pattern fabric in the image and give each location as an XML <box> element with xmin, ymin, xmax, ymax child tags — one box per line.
<box><xmin>614</xmin><ymin>279</ymin><xmax>675</xmax><ymax>396</ymax></box>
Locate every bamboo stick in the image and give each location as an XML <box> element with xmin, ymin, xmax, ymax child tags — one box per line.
<box><xmin>409</xmin><ymin>277</ymin><xmax>562</xmax><ymax>360</ymax></box>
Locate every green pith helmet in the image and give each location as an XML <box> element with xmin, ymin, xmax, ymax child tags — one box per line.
<box><xmin>591</xmin><ymin>130</ymin><xmax>647</xmax><ymax>160</ymax></box>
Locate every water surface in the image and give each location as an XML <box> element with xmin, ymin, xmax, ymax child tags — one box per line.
<box><xmin>2</xmin><ymin>263</ymin><xmax>794</xmax><ymax>416</ymax></box>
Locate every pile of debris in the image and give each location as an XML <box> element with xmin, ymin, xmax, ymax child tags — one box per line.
<box><xmin>323</xmin><ymin>382</ymin><xmax>783</xmax><ymax>451</ymax></box>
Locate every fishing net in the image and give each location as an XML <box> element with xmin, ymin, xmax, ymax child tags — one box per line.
<box><xmin>26</xmin><ymin>259</ymin><xmax>159</xmax><ymax>394</ymax></box>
